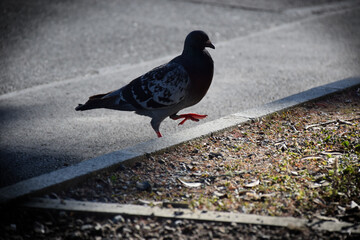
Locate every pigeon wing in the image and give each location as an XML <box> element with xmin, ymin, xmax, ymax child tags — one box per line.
<box><xmin>105</xmin><ymin>62</ymin><xmax>190</xmax><ymax>110</ymax></box>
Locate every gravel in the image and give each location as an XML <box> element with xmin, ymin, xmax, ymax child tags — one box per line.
<box><xmin>0</xmin><ymin>208</ymin><xmax>355</xmax><ymax>239</ymax></box>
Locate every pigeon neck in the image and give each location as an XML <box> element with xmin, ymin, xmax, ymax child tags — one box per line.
<box><xmin>182</xmin><ymin>46</ymin><xmax>204</xmax><ymax>58</ymax></box>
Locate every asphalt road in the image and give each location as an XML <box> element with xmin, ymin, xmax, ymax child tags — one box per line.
<box><xmin>1</xmin><ymin>0</ymin><xmax>359</xmax><ymax>187</ymax></box>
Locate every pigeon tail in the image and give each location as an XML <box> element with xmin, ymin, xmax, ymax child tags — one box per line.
<box><xmin>75</xmin><ymin>93</ymin><xmax>107</xmax><ymax>111</ymax></box>
<box><xmin>75</xmin><ymin>93</ymin><xmax>134</xmax><ymax>111</ymax></box>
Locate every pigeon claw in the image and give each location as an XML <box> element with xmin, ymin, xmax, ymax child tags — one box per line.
<box><xmin>171</xmin><ymin>113</ymin><xmax>208</xmax><ymax>125</ymax></box>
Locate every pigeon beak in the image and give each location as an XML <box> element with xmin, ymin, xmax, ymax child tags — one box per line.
<box><xmin>205</xmin><ymin>40</ymin><xmax>215</xmax><ymax>49</ymax></box>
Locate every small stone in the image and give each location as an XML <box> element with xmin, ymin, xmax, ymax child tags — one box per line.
<box><xmin>113</xmin><ymin>215</ymin><xmax>125</xmax><ymax>223</ymax></box>
<box><xmin>59</xmin><ymin>211</ymin><xmax>67</xmax><ymax>218</ymax></box>
<box><xmin>213</xmin><ymin>191</ymin><xmax>226</xmax><ymax>198</ymax></box>
<box><xmin>44</xmin><ymin>221</ymin><xmax>53</xmax><ymax>226</ymax></box>
<box><xmin>143</xmin><ymin>225</ymin><xmax>151</xmax><ymax>231</ymax></box>
<box><xmin>192</xmin><ymin>149</ymin><xmax>199</xmax><ymax>154</ymax></box>
<box><xmin>158</xmin><ymin>159</ymin><xmax>166</xmax><ymax>164</ymax></box>
<box><xmin>99</xmin><ymin>197</ymin><xmax>109</xmax><ymax>202</ymax></box>
<box><xmin>209</xmin><ymin>152</ymin><xmax>222</xmax><ymax>159</ymax></box>
<box><xmin>9</xmin><ymin>224</ymin><xmax>16</xmax><ymax>231</ymax></box>
<box><xmin>350</xmin><ymin>201</ymin><xmax>359</xmax><ymax>209</ymax></box>
<box><xmin>122</xmin><ymin>227</ymin><xmax>132</xmax><ymax>233</ymax></box>
<box><xmin>174</xmin><ymin>220</ymin><xmax>183</xmax><ymax>226</ymax></box>
<box><xmin>279</xmin><ymin>144</ymin><xmax>287</xmax><ymax>152</ymax></box>
<box><xmin>146</xmin><ymin>153</ymin><xmax>155</xmax><ymax>161</ymax></box>
<box><xmin>218</xmin><ymin>226</ymin><xmax>226</xmax><ymax>233</ymax></box>
<box><xmin>33</xmin><ymin>221</ymin><xmax>45</xmax><ymax>234</ymax></box>
<box><xmin>75</xmin><ymin>219</ymin><xmax>84</xmax><ymax>226</ymax></box>
<box><xmin>164</xmin><ymin>225</ymin><xmax>175</xmax><ymax>232</ymax></box>
<box><xmin>136</xmin><ymin>181</ymin><xmax>152</xmax><ymax>192</ymax></box>
<box><xmin>244</xmin><ymin>179</ymin><xmax>260</xmax><ymax>188</ymax></box>
<box><xmin>71</xmin><ymin>231</ymin><xmax>82</xmax><ymax>238</ymax></box>
<box><xmin>174</xmin><ymin>211</ymin><xmax>184</xmax><ymax>216</ymax></box>
<box><xmin>117</xmin><ymin>164</ymin><xmax>126</xmax><ymax>171</ymax></box>
<box><xmin>94</xmin><ymin>222</ymin><xmax>102</xmax><ymax>231</ymax></box>
<box><xmin>81</xmin><ymin>224</ymin><xmax>93</xmax><ymax>231</ymax></box>
<box><xmin>49</xmin><ymin>192</ymin><xmax>59</xmax><ymax>199</ymax></box>
<box><xmin>135</xmin><ymin>224</ymin><xmax>141</xmax><ymax>231</ymax></box>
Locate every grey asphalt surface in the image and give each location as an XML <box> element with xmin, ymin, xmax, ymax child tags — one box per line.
<box><xmin>1</xmin><ymin>0</ymin><xmax>359</xmax><ymax>188</ymax></box>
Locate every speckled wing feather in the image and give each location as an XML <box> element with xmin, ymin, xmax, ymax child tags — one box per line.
<box><xmin>104</xmin><ymin>62</ymin><xmax>190</xmax><ymax>110</ymax></box>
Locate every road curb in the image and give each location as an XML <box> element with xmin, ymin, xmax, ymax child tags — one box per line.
<box><xmin>23</xmin><ymin>198</ymin><xmax>360</xmax><ymax>233</ymax></box>
<box><xmin>1</xmin><ymin>77</ymin><xmax>359</xmax><ymax>204</ymax></box>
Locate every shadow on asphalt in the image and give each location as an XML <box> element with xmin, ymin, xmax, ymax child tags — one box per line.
<box><xmin>0</xmin><ymin>149</ymin><xmax>78</xmax><ymax>188</ymax></box>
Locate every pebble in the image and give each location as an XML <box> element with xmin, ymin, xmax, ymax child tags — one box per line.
<box><xmin>49</xmin><ymin>192</ymin><xmax>59</xmax><ymax>199</ymax></box>
<box><xmin>209</xmin><ymin>152</ymin><xmax>223</xmax><ymax>159</ymax></box>
<box><xmin>59</xmin><ymin>211</ymin><xmax>67</xmax><ymax>219</ymax></box>
<box><xmin>117</xmin><ymin>164</ymin><xmax>126</xmax><ymax>171</ymax></box>
<box><xmin>75</xmin><ymin>219</ymin><xmax>84</xmax><ymax>226</ymax></box>
<box><xmin>33</xmin><ymin>221</ymin><xmax>45</xmax><ymax>234</ymax></box>
<box><xmin>136</xmin><ymin>181</ymin><xmax>152</xmax><ymax>192</ymax></box>
<box><xmin>113</xmin><ymin>215</ymin><xmax>125</xmax><ymax>223</ymax></box>
<box><xmin>9</xmin><ymin>224</ymin><xmax>16</xmax><ymax>231</ymax></box>
<box><xmin>158</xmin><ymin>159</ymin><xmax>166</xmax><ymax>164</ymax></box>
<box><xmin>81</xmin><ymin>224</ymin><xmax>93</xmax><ymax>231</ymax></box>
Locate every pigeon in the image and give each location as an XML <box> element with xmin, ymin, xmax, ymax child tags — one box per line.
<box><xmin>75</xmin><ymin>30</ymin><xmax>215</xmax><ymax>138</ymax></box>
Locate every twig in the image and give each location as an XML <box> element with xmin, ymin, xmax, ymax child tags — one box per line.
<box><xmin>305</xmin><ymin>120</ymin><xmax>337</xmax><ymax>129</ymax></box>
<box><xmin>305</xmin><ymin>117</ymin><xmax>359</xmax><ymax>130</ymax></box>
<box><xmin>301</xmin><ymin>156</ymin><xmax>324</xmax><ymax>161</ymax></box>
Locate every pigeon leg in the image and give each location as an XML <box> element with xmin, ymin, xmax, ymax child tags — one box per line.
<box><xmin>170</xmin><ymin>113</ymin><xmax>207</xmax><ymax>125</ymax></box>
<box><xmin>156</xmin><ymin>131</ymin><xmax>163</xmax><ymax>138</ymax></box>
<box><xmin>151</xmin><ymin>118</ymin><xmax>163</xmax><ymax>138</ymax></box>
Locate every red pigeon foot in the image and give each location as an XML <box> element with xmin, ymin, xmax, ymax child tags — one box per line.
<box><xmin>170</xmin><ymin>113</ymin><xmax>207</xmax><ymax>125</ymax></box>
<box><xmin>156</xmin><ymin>131</ymin><xmax>163</xmax><ymax>138</ymax></box>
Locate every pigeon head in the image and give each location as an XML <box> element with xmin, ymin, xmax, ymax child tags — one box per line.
<box><xmin>183</xmin><ymin>30</ymin><xmax>215</xmax><ymax>52</ymax></box>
